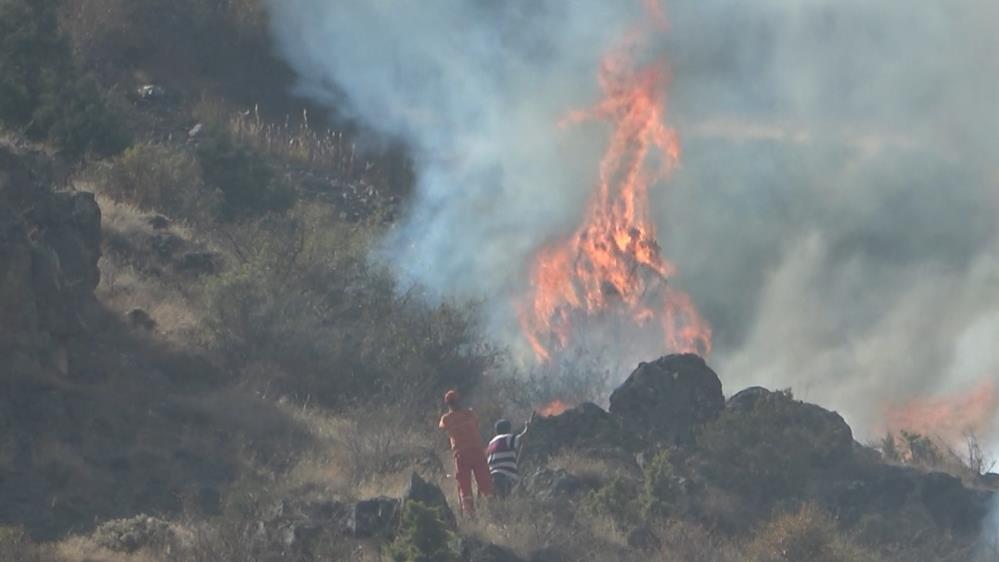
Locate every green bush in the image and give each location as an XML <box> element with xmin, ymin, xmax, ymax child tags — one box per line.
<box><xmin>641</xmin><ymin>449</ymin><xmax>681</xmax><ymax>519</ymax></box>
<box><xmin>196</xmin><ymin>126</ymin><xmax>294</xmax><ymax>220</ymax></box>
<box><xmin>385</xmin><ymin>501</ymin><xmax>458</xmax><ymax>562</ymax></box>
<box><xmin>581</xmin><ymin>476</ymin><xmax>640</xmax><ymax>526</ymax></box>
<box><xmin>0</xmin><ymin>0</ymin><xmax>129</xmax><ymax>157</ymax></box>
<box><xmin>97</xmin><ymin>142</ymin><xmax>219</xmax><ymax>220</ymax></box>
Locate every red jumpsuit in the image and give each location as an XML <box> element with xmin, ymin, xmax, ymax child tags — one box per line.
<box><xmin>439</xmin><ymin>408</ymin><xmax>493</xmax><ymax>514</ymax></box>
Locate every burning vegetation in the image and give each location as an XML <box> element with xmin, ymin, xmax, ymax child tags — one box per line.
<box><xmin>518</xmin><ymin>7</ymin><xmax>711</xmax><ymax>364</ymax></box>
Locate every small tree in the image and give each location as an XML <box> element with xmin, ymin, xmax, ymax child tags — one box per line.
<box><xmin>385</xmin><ymin>501</ymin><xmax>458</xmax><ymax>562</ymax></box>
<box><xmin>641</xmin><ymin>448</ymin><xmax>681</xmax><ymax>518</ymax></box>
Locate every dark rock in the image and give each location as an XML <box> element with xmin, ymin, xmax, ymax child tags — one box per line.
<box><xmin>522</xmin><ymin>468</ymin><xmax>586</xmax><ymax>500</ymax></box>
<box><xmin>349</xmin><ymin>497</ymin><xmax>399</xmax><ymax>538</ymax></box>
<box><xmin>528</xmin><ymin>547</ymin><xmax>571</xmax><ymax>562</ymax></box>
<box><xmin>725</xmin><ymin>386</ymin><xmax>854</xmax><ymax>467</ymax></box>
<box><xmin>150</xmin><ymin>232</ymin><xmax>183</xmax><ymax>257</ymax></box>
<box><xmin>609</xmin><ymin>354</ymin><xmax>725</xmax><ymax>445</ymax></box>
<box><xmin>146</xmin><ymin>215</ymin><xmax>171</xmax><ymax>229</ymax></box>
<box><xmin>920</xmin><ymin>471</ymin><xmax>989</xmax><ymax>534</ymax></box>
<box><xmin>92</xmin><ymin>515</ymin><xmax>178</xmax><ymax>553</ymax></box>
<box><xmin>981</xmin><ymin>473</ymin><xmax>999</xmax><ymax>489</ymax></box>
<box><xmin>127</xmin><ymin>308</ymin><xmax>156</xmax><ymax>331</ymax></box>
<box><xmin>403</xmin><ymin>472</ymin><xmax>455</xmax><ymax>529</ymax></box>
<box><xmin>175</xmin><ymin>251</ymin><xmax>220</xmax><ymax>275</ymax></box>
<box><xmin>725</xmin><ymin>386</ymin><xmax>772</xmax><ymax>413</ymax></box>
<box><xmin>461</xmin><ymin>537</ymin><xmax>523</xmax><ymax>562</ymax></box>
<box><xmin>0</xmin><ymin>146</ymin><xmax>102</xmax><ymax>362</ymax></box>
<box><xmin>626</xmin><ymin>525</ymin><xmax>659</xmax><ymax>550</ymax></box>
<box><xmin>520</xmin><ymin>402</ymin><xmax>635</xmax><ymax>466</ymax></box>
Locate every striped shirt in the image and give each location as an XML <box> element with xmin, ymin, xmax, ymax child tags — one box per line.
<box><xmin>486</xmin><ymin>433</ymin><xmax>521</xmax><ymax>479</ymax></box>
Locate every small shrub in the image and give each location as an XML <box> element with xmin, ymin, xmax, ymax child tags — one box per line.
<box><xmin>196</xmin><ymin>126</ymin><xmax>293</xmax><ymax>220</ymax></box>
<box><xmin>385</xmin><ymin>501</ymin><xmax>458</xmax><ymax>562</ymax></box>
<box><xmin>0</xmin><ymin>527</ymin><xmax>44</xmax><ymax>562</ymax></box>
<box><xmin>746</xmin><ymin>504</ymin><xmax>878</xmax><ymax>562</ymax></box>
<box><xmin>581</xmin><ymin>476</ymin><xmax>640</xmax><ymax>526</ymax></box>
<box><xmin>96</xmin><ymin>142</ymin><xmax>219</xmax><ymax>220</ymax></box>
<box><xmin>641</xmin><ymin>449</ymin><xmax>681</xmax><ymax>519</ymax></box>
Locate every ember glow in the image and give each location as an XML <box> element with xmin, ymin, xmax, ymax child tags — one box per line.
<box><xmin>537</xmin><ymin>400</ymin><xmax>571</xmax><ymax>418</ymax></box>
<box><xmin>518</xmin><ymin>4</ymin><xmax>711</xmax><ymax>363</ymax></box>
<box><xmin>884</xmin><ymin>379</ymin><xmax>999</xmax><ymax>443</ymax></box>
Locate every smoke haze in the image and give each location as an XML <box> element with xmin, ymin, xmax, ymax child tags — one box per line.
<box><xmin>267</xmin><ymin>1</ymin><xmax>999</xmax><ymax>443</ymax></box>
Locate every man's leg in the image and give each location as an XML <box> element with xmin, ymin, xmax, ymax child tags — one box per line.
<box><xmin>472</xmin><ymin>452</ymin><xmax>494</xmax><ymax>497</ymax></box>
<box><xmin>454</xmin><ymin>453</ymin><xmax>475</xmax><ymax>515</ymax></box>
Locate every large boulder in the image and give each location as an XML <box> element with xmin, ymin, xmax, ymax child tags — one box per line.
<box><xmin>725</xmin><ymin>386</ymin><xmax>854</xmax><ymax>466</ymax></box>
<box><xmin>403</xmin><ymin>472</ymin><xmax>455</xmax><ymax>529</ymax></box>
<box><xmin>609</xmin><ymin>354</ymin><xmax>725</xmax><ymax>445</ymax></box>
<box><xmin>460</xmin><ymin>537</ymin><xmax>523</xmax><ymax>562</ymax></box>
<box><xmin>519</xmin><ymin>402</ymin><xmax>636</xmax><ymax>466</ymax></box>
<box><xmin>522</xmin><ymin>468</ymin><xmax>588</xmax><ymax>501</ymax></box>
<box><xmin>0</xmin><ymin>146</ymin><xmax>101</xmax><ymax>369</ymax></box>
<box><xmin>349</xmin><ymin>497</ymin><xmax>400</xmax><ymax>538</ymax></box>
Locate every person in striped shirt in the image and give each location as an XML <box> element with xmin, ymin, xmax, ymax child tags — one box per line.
<box><xmin>486</xmin><ymin>417</ymin><xmax>532</xmax><ymax>498</ymax></box>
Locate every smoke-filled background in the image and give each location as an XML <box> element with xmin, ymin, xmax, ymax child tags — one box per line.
<box><xmin>266</xmin><ymin>1</ymin><xmax>999</xmax><ymax>446</ymax></box>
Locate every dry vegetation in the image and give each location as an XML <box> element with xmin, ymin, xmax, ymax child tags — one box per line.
<box><xmin>1</xmin><ymin>0</ymin><xmax>997</xmax><ymax>561</ymax></box>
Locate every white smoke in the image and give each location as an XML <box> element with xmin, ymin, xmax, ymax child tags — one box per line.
<box><xmin>267</xmin><ymin>0</ymin><xmax>999</xmax><ymax>445</ymax></box>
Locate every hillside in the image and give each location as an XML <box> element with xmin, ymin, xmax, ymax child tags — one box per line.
<box><xmin>1</xmin><ymin>1</ymin><xmax>998</xmax><ymax>561</ymax></box>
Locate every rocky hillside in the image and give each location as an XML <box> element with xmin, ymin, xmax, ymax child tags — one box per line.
<box><xmin>1</xmin><ymin>1</ymin><xmax>998</xmax><ymax>561</ymax></box>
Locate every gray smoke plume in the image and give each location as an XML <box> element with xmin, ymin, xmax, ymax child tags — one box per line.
<box><xmin>267</xmin><ymin>0</ymin><xmax>999</xmax><ymax>444</ymax></box>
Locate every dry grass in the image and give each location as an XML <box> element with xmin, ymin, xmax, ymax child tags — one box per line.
<box><xmin>194</xmin><ymin>99</ymin><xmax>374</xmax><ymax>180</ymax></box>
<box><xmin>92</xmin><ymin>193</ymin><xmax>205</xmax><ymax>341</ymax></box>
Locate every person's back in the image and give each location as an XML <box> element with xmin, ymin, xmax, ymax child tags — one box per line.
<box><xmin>487</xmin><ymin>418</ymin><xmax>530</xmax><ymax>498</ymax></box>
<box><xmin>437</xmin><ymin>390</ymin><xmax>492</xmax><ymax>515</ymax></box>
<box><xmin>439</xmin><ymin>408</ymin><xmax>484</xmax><ymax>454</ymax></box>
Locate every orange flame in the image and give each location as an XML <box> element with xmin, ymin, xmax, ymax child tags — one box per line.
<box><xmin>884</xmin><ymin>380</ymin><xmax>999</xmax><ymax>442</ymax></box>
<box><xmin>537</xmin><ymin>400</ymin><xmax>571</xmax><ymax>417</ymax></box>
<box><xmin>519</xmin><ymin>2</ymin><xmax>711</xmax><ymax>362</ymax></box>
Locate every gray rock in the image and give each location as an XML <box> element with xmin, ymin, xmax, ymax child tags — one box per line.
<box><xmin>609</xmin><ymin>354</ymin><xmax>725</xmax><ymax>445</ymax></box>
<box><xmin>403</xmin><ymin>472</ymin><xmax>455</xmax><ymax>529</ymax></box>
<box><xmin>137</xmin><ymin>85</ymin><xmax>167</xmax><ymax>101</ymax></box>
<box><xmin>626</xmin><ymin>525</ymin><xmax>659</xmax><ymax>550</ymax></box>
<box><xmin>519</xmin><ymin>402</ymin><xmax>635</xmax><ymax>466</ymax></box>
<box><xmin>461</xmin><ymin>537</ymin><xmax>523</xmax><ymax>562</ymax></box>
<box><xmin>522</xmin><ymin>468</ymin><xmax>586</xmax><ymax>500</ymax></box>
<box><xmin>175</xmin><ymin>251</ymin><xmax>220</xmax><ymax>275</ymax></box>
<box><xmin>349</xmin><ymin>497</ymin><xmax>399</xmax><ymax>538</ymax></box>
<box><xmin>127</xmin><ymin>308</ymin><xmax>156</xmax><ymax>331</ymax></box>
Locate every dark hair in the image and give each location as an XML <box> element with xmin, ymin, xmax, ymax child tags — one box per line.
<box><xmin>495</xmin><ymin>419</ymin><xmax>512</xmax><ymax>435</ymax></box>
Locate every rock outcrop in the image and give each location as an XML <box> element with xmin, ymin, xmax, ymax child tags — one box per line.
<box><xmin>520</xmin><ymin>402</ymin><xmax>636</xmax><ymax>465</ymax></box>
<box><xmin>609</xmin><ymin>354</ymin><xmax>725</xmax><ymax>445</ymax></box>
<box><xmin>0</xmin><ymin>146</ymin><xmax>101</xmax><ymax>372</ymax></box>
